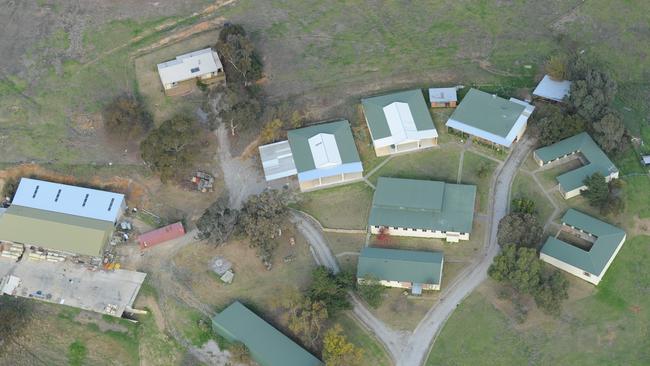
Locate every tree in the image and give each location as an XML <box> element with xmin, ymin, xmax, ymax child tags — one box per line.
<box><xmin>567</xmin><ymin>68</ymin><xmax>617</xmax><ymax>122</ymax></box>
<box><xmin>488</xmin><ymin>244</ymin><xmax>542</xmax><ymax>294</ymax></box>
<box><xmin>285</xmin><ymin>296</ymin><xmax>329</xmax><ymax>349</ymax></box>
<box><xmin>545</xmin><ymin>55</ymin><xmax>568</xmax><ymax>81</ymax></box>
<box><xmin>196</xmin><ymin>195</ymin><xmax>239</xmax><ymax>244</ymax></box>
<box><xmin>592</xmin><ymin>113</ymin><xmax>626</xmax><ymax>154</ymax></box>
<box><xmin>534</xmin><ymin>270</ymin><xmax>569</xmax><ymax>316</ymax></box>
<box><xmin>219</xmin><ymin>85</ymin><xmax>262</xmax><ymax>136</ymax></box>
<box><xmin>604</xmin><ymin>178</ymin><xmax>626</xmax><ymax>215</ymax></box>
<box><xmin>140</xmin><ymin>115</ymin><xmax>206</xmax><ymax>182</ymax></box>
<box><xmin>511</xmin><ymin>198</ymin><xmax>536</xmax><ymax>215</ymax></box>
<box><xmin>102</xmin><ymin>94</ymin><xmax>152</xmax><ymax>140</ymax></box>
<box><xmin>290</xmin><ymin>110</ymin><xmax>305</xmax><ymax>129</ymax></box>
<box><xmin>260</xmin><ymin>118</ymin><xmax>284</xmax><ymax>144</ymax></box>
<box><xmin>497</xmin><ymin>213</ymin><xmax>543</xmax><ymax>248</ymax></box>
<box><xmin>229</xmin><ymin>342</ymin><xmax>252</xmax><ymax>364</ymax></box>
<box><xmin>322</xmin><ymin>324</ymin><xmax>363</xmax><ymax>366</ymax></box>
<box><xmin>356</xmin><ymin>276</ymin><xmax>386</xmax><ymax>308</ymax></box>
<box><xmin>216</xmin><ymin>24</ymin><xmax>263</xmax><ymax>84</ymax></box>
<box><xmin>583</xmin><ymin>172</ymin><xmax>609</xmax><ymax>208</ymax></box>
<box><xmin>239</xmin><ymin>190</ymin><xmax>289</xmax><ymax>262</ymax></box>
<box><xmin>534</xmin><ymin>105</ymin><xmax>586</xmax><ymax>146</ymax></box>
<box><xmin>307</xmin><ymin>266</ymin><xmax>353</xmax><ymax>316</ymax></box>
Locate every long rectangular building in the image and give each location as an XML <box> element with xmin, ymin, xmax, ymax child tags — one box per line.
<box><xmin>0</xmin><ymin>178</ymin><xmax>125</xmax><ymax>257</ymax></box>
<box><xmin>212</xmin><ymin>301</ymin><xmax>322</xmax><ymax>366</ymax></box>
<box><xmin>368</xmin><ymin>177</ymin><xmax>476</xmax><ymax>242</ymax></box>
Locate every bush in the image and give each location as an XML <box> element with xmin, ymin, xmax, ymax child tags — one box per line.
<box><xmin>356</xmin><ymin>277</ymin><xmax>386</xmax><ymax>308</ymax></box>
<box><xmin>102</xmin><ymin>94</ymin><xmax>152</xmax><ymax>140</ymax></box>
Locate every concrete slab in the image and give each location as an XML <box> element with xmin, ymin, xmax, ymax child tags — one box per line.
<box><xmin>0</xmin><ymin>256</ymin><xmax>146</xmax><ymax>317</ymax></box>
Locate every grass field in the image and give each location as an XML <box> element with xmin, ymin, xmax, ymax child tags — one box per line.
<box><xmin>335</xmin><ymin>313</ymin><xmax>392</xmax><ymax>366</ymax></box>
<box><xmin>511</xmin><ymin>172</ymin><xmax>555</xmax><ymax>224</ymax></box>
<box><xmin>428</xmin><ymin>235</ymin><xmax>650</xmax><ymax>365</ymax></box>
<box><xmin>460</xmin><ymin>151</ymin><xmax>499</xmax><ymax>213</ymax></box>
<box><xmin>367</xmin><ymin>145</ymin><xmax>462</xmax><ymax>185</ymax></box>
<box><xmin>295</xmin><ymin>182</ymin><xmax>374</xmax><ymax>230</ymax></box>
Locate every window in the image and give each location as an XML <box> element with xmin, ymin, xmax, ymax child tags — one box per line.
<box><xmin>190</xmin><ymin>67</ymin><xmax>200</xmax><ymax>73</ymax></box>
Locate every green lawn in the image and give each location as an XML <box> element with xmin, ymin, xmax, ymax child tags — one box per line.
<box><xmin>367</xmin><ymin>145</ymin><xmax>462</xmax><ymax>185</ymax></box>
<box><xmin>428</xmin><ymin>235</ymin><xmax>650</xmax><ymax>365</ymax></box>
<box><xmin>335</xmin><ymin>313</ymin><xmax>392</xmax><ymax>366</ymax></box>
<box><xmin>295</xmin><ymin>182</ymin><xmax>374</xmax><ymax>229</ymax></box>
<box><xmin>460</xmin><ymin>151</ymin><xmax>499</xmax><ymax>213</ymax></box>
<box><xmin>511</xmin><ymin>172</ymin><xmax>555</xmax><ymax>224</ymax></box>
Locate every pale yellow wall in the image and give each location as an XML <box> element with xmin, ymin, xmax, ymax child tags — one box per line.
<box><xmin>373</xmin><ymin>138</ymin><xmax>437</xmax><ymax>157</ymax></box>
<box><xmin>299</xmin><ymin>172</ymin><xmax>363</xmax><ymax>192</ymax></box>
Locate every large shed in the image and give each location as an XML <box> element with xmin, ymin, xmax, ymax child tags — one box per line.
<box><xmin>532</xmin><ymin>75</ymin><xmax>571</xmax><ymax>102</ymax></box>
<box><xmin>212</xmin><ymin>301</ymin><xmax>323</xmax><ymax>366</ymax></box>
<box><xmin>446</xmin><ymin>88</ymin><xmax>534</xmax><ymax>148</ymax></box>
<box><xmin>138</xmin><ymin>222</ymin><xmax>185</xmax><ymax>249</ymax></box>
<box><xmin>368</xmin><ymin>177</ymin><xmax>476</xmax><ymax>242</ymax></box>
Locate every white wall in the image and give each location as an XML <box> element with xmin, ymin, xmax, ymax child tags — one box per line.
<box><xmin>370</xmin><ymin>225</ymin><xmax>469</xmax><ymax>242</ymax></box>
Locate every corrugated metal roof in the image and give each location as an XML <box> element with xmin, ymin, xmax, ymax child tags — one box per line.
<box><xmin>534</xmin><ymin>132</ymin><xmax>618</xmax><ymax>193</ymax></box>
<box><xmin>259</xmin><ymin>140</ymin><xmax>297</xmax><ymax>181</ymax></box>
<box><xmin>157</xmin><ymin>48</ymin><xmax>223</xmax><ymax>86</ymax></box>
<box><xmin>361</xmin><ymin>89</ymin><xmax>438</xmax><ymax>146</ymax></box>
<box><xmin>428</xmin><ymin>87</ymin><xmax>458</xmax><ymax>103</ymax></box>
<box><xmin>357</xmin><ymin>247</ymin><xmax>443</xmax><ymax>285</ymax></box>
<box><xmin>308</xmin><ymin>133</ymin><xmax>342</xmax><ymax>168</ymax></box>
<box><xmin>138</xmin><ymin>222</ymin><xmax>185</xmax><ymax>249</ymax></box>
<box><xmin>212</xmin><ymin>302</ymin><xmax>323</xmax><ymax>366</ymax></box>
<box><xmin>446</xmin><ymin>89</ymin><xmax>534</xmax><ymax>147</ymax></box>
<box><xmin>541</xmin><ymin>209</ymin><xmax>626</xmax><ymax>276</ymax></box>
<box><xmin>287</xmin><ymin>120</ymin><xmax>363</xmax><ymax>181</ymax></box>
<box><xmin>0</xmin><ymin>205</ymin><xmax>113</xmax><ymax>256</ymax></box>
<box><xmin>533</xmin><ymin>75</ymin><xmax>571</xmax><ymax>102</ymax></box>
<box><xmin>369</xmin><ymin>177</ymin><xmax>476</xmax><ymax>233</ymax></box>
<box><xmin>12</xmin><ymin>178</ymin><xmax>124</xmax><ymax>223</ymax></box>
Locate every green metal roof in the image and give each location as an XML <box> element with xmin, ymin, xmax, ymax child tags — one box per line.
<box><xmin>357</xmin><ymin>247</ymin><xmax>443</xmax><ymax>285</ymax></box>
<box><xmin>361</xmin><ymin>89</ymin><xmax>435</xmax><ymax>140</ymax></box>
<box><xmin>541</xmin><ymin>209</ymin><xmax>626</xmax><ymax>276</ymax></box>
<box><xmin>212</xmin><ymin>302</ymin><xmax>323</xmax><ymax>366</ymax></box>
<box><xmin>0</xmin><ymin>205</ymin><xmax>113</xmax><ymax>257</ymax></box>
<box><xmin>369</xmin><ymin>177</ymin><xmax>476</xmax><ymax>233</ymax></box>
<box><xmin>534</xmin><ymin>132</ymin><xmax>618</xmax><ymax>193</ymax></box>
<box><xmin>448</xmin><ymin>88</ymin><xmax>526</xmax><ymax>138</ymax></box>
<box><xmin>287</xmin><ymin>120</ymin><xmax>360</xmax><ymax>173</ymax></box>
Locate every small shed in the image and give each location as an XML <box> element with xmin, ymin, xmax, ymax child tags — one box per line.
<box><xmin>642</xmin><ymin>155</ymin><xmax>650</xmax><ymax>166</ymax></box>
<box><xmin>428</xmin><ymin>87</ymin><xmax>458</xmax><ymax>108</ymax></box>
<box><xmin>138</xmin><ymin>222</ymin><xmax>185</xmax><ymax>249</ymax></box>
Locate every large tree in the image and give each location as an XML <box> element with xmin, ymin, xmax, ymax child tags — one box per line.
<box><xmin>497</xmin><ymin>213</ymin><xmax>543</xmax><ymax>248</ymax></box>
<box><xmin>545</xmin><ymin>55</ymin><xmax>568</xmax><ymax>81</ymax></box>
<box><xmin>285</xmin><ymin>296</ymin><xmax>329</xmax><ymax>349</ymax></box>
<box><xmin>322</xmin><ymin>324</ymin><xmax>363</xmax><ymax>366</ymax></box>
<box><xmin>307</xmin><ymin>266</ymin><xmax>353</xmax><ymax>316</ymax></box>
<box><xmin>583</xmin><ymin>172</ymin><xmax>610</xmax><ymax>208</ymax></box>
<box><xmin>534</xmin><ymin>270</ymin><xmax>569</xmax><ymax>316</ymax></box>
<box><xmin>534</xmin><ymin>104</ymin><xmax>586</xmax><ymax>146</ymax></box>
<box><xmin>567</xmin><ymin>68</ymin><xmax>617</xmax><ymax>122</ymax></box>
<box><xmin>102</xmin><ymin>94</ymin><xmax>152</xmax><ymax>140</ymax></box>
<box><xmin>592</xmin><ymin>113</ymin><xmax>626</xmax><ymax>154</ymax></box>
<box><xmin>216</xmin><ymin>24</ymin><xmax>263</xmax><ymax>84</ymax></box>
<box><xmin>140</xmin><ymin>115</ymin><xmax>206</xmax><ymax>182</ymax></box>
<box><xmin>196</xmin><ymin>195</ymin><xmax>239</xmax><ymax>244</ymax></box>
<box><xmin>239</xmin><ymin>190</ymin><xmax>289</xmax><ymax>262</ymax></box>
<box><xmin>356</xmin><ymin>275</ymin><xmax>386</xmax><ymax>309</ymax></box>
<box><xmin>488</xmin><ymin>244</ymin><xmax>542</xmax><ymax>294</ymax></box>
<box><xmin>219</xmin><ymin>85</ymin><xmax>262</xmax><ymax>136</ymax></box>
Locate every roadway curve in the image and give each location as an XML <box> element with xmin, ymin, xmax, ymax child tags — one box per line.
<box><xmin>292</xmin><ymin>137</ymin><xmax>536</xmax><ymax>366</ymax></box>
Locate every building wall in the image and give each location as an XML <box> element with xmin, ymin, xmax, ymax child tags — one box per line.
<box><xmin>299</xmin><ymin>172</ymin><xmax>363</xmax><ymax>192</ymax></box>
<box><xmin>370</xmin><ymin>225</ymin><xmax>469</xmax><ymax>242</ymax></box>
<box><xmin>373</xmin><ymin>137</ymin><xmax>437</xmax><ymax>157</ymax></box>
<box><xmin>431</xmin><ymin>101</ymin><xmax>456</xmax><ymax>108</ymax></box>
<box><xmin>357</xmin><ymin>278</ymin><xmax>440</xmax><ymax>291</ymax></box>
<box><xmin>515</xmin><ymin>121</ymin><xmax>527</xmax><ymax>142</ymax></box>
<box><xmin>540</xmin><ymin>253</ymin><xmax>601</xmax><ymax>285</ymax></box>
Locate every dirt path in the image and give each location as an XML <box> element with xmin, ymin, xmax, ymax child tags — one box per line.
<box><xmin>216</xmin><ymin>124</ymin><xmax>268</xmax><ymax>208</ymax></box>
<box><xmin>292</xmin><ymin>137</ymin><xmax>536</xmax><ymax>366</ymax></box>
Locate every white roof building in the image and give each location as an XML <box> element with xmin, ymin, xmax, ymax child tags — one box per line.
<box><xmin>308</xmin><ymin>133</ymin><xmax>342</xmax><ymax>168</ymax></box>
<box><xmin>259</xmin><ymin>141</ymin><xmax>298</xmax><ymax>181</ymax></box>
<box><xmin>11</xmin><ymin>178</ymin><xmax>125</xmax><ymax>223</ymax></box>
<box><xmin>157</xmin><ymin>48</ymin><xmax>223</xmax><ymax>89</ymax></box>
<box><xmin>533</xmin><ymin>75</ymin><xmax>571</xmax><ymax>102</ymax></box>
<box><xmin>374</xmin><ymin>102</ymin><xmax>438</xmax><ymax>148</ymax></box>
<box><xmin>428</xmin><ymin>88</ymin><xmax>458</xmax><ymax>104</ymax></box>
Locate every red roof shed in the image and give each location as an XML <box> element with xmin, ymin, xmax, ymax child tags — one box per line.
<box><xmin>138</xmin><ymin>222</ymin><xmax>185</xmax><ymax>249</ymax></box>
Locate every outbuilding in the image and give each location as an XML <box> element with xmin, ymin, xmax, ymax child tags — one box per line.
<box><xmin>532</xmin><ymin>75</ymin><xmax>571</xmax><ymax>102</ymax></box>
<box><xmin>157</xmin><ymin>48</ymin><xmax>224</xmax><ymax>95</ymax></box>
<box><xmin>428</xmin><ymin>87</ymin><xmax>458</xmax><ymax>108</ymax></box>
<box><xmin>138</xmin><ymin>222</ymin><xmax>185</xmax><ymax>249</ymax></box>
